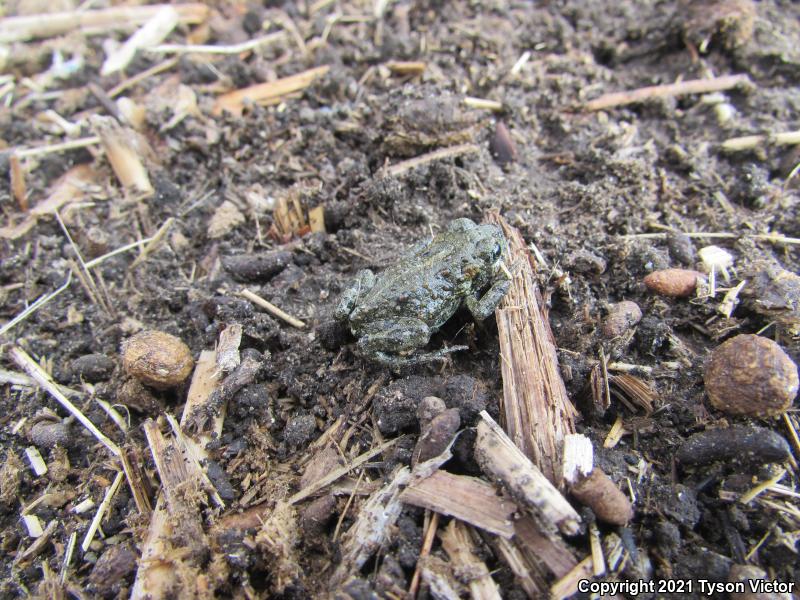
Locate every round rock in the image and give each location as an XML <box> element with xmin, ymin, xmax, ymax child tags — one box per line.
<box><xmin>704</xmin><ymin>334</ymin><xmax>798</xmax><ymax>417</ymax></box>
<box><xmin>122</xmin><ymin>330</ymin><xmax>194</xmax><ymax>389</ymax></box>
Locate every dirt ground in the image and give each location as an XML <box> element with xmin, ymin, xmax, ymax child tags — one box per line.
<box><xmin>1</xmin><ymin>0</ymin><xmax>799</xmax><ymax>598</ymax></box>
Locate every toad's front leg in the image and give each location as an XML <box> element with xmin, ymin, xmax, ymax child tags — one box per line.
<box><xmin>465</xmin><ymin>276</ymin><xmax>511</xmax><ymax>321</ymax></box>
<box><xmin>335</xmin><ymin>269</ymin><xmax>376</xmax><ymax>321</ymax></box>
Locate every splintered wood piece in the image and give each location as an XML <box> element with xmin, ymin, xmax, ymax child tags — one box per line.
<box><xmin>475</xmin><ymin>411</ymin><xmax>580</xmax><ymax>536</ymax></box>
<box><xmin>399</xmin><ymin>470</ymin><xmax>517</xmax><ymax>538</ymax></box>
<box><xmin>212</xmin><ymin>65</ymin><xmax>330</xmax><ymax>116</ymax></box>
<box><xmin>513</xmin><ymin>516</ymin><xmax>578</xmax><ymax>579</ymax></box>
<box><xmin>440</xmin><ymin>520</ymin><xmax>502</xmax><ymax>600</ymax></box>
<box><xmin>493</xmin><ymin>537</ymin><xmax>545</xmax><ymax>597</ymax></box>
<box><xmin>216</xmin><ymin>323</ymin><xmax>243</xmax><ymax>373</ymax></box>
<box><xmin>332</xmin><ymin>466</ymin><xmax>410</xmax><ymax>585</ymax></box>
<box><xmin>0</xmin><ymin>3</ymin><xmax>208</xmax><ymax>43</ymax></box>
<box><xmin>485</xmin><ymin>211</ymin><xmax>577</xmax><ymax>488</ymax></box>
<box><xmin>143</xmin><ymin>420</ymin><xmax>207</xmax><ymax>562</ymax></box>
<box><xmin>131</xmin><ymin>351</ymin><xmax>220</xmax><ymax>600</ymax></box>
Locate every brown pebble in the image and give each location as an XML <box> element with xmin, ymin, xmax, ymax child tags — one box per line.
<box><xmin>490</xmin><ymin>121</ymin><xmax>517</xmax><ymax>165</ymax></box>
<box><xmin>301</xmin><ymin>494</ymin><xmax>337</xmax><ymax>542</ymax></box>
<box><xmin>411</xmin><ymin>408</ymin><xmax>460</xmax><ymax>466</ymax></box>
<box><xmin>416</xmin><ymin>396</ymin><xmax>447</xmax><ymax>429</ymax></box>
<box><xmin>728</xmin><ymin>564</ymin><xmax>793</xmax><ymax>600</ymax></box>
<box><xmin>116</xmin><ymin>377</ymin><xmax>163</xmax><ymax>413</ymax></box>
<box><xmin>601</xmin><ymin>300</ymin><xmax>643</xmax><ymax>338</ymax></box>
<box><xmin>704</xmin><ymin>334</ymin><xmax>798</xmax><ymax>417</ymax></box>
<box><xmin>222</xmin><ymin>250</ymin><xmax>292</xmax><ymax>282</ymax></box>
<box><xmin>89</xmin><ymin>544</ymin><xmax>138</xmax><ymax>595</ymax></box>
<box><xmin>644</xmin><ymin>268</ymin><xmax>704</xmax><ymax>297</ymax></box>
<box><xmin>570</xmin><ymin>467</ymin><xmax>633</xmax><ymax>525</ymax></box>
<box><xmin>122</xmin><ymin>330</ymin><xmax>194</xmax><ymax>389</ymax></box>
<box><xmin>29</xmin><ymin>420</ymin><xmax>70</xmax><ymax>449</ymax></box>
<box><xmin>71</xmin><ymin>353</ymin><xmax>115</xmax><ymax>383</ymax></box>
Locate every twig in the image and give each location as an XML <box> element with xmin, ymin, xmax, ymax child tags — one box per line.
<box><xmin>721</xmin><ymin>130</ymin><xmax>800</xmax><ymax>152</ymax></box>
<box><xmin>148</xmin><ymin>32</ymin><xmax>285</xmax><ymax>54</ymax></box>
<box><xmin>408</xmin><ymin>511</ymin><xmax>439</xmax><ymax>598</ymax></box>
<box><xmin>130</xmin><ymin>218</ymin><xmax>174</xmax><ymax>268</ymax></box>
<box><xmin>381</xmin><ymin>143</ymin><xmax>480</xmax><ymax>178</ymax></box>
<box><xmin>0</xmin><ymin>272</ymin><xmax>72</xmax><ymax>338</ymax></box>
<box><xmin>81</xmin><ymin>471</ymin><xmax>124</xmax><ymax>551</ymax></box>
<box><xmin>620</xmin><ymin>231</ymin><xmax>800</xmax><ymax>245</ymax></box>
<box><xmin>13</xmin><ymin>136</ymin><xmax>101</xmax><ymax>159</ymax></box>
<box><xmin>464</xmin><ymin>97</ymin><xmax>503</xmax><ymax>112</ymax></box>
<box><xmin>85</xmin><ymin>237</ymin><xmax>154</xmax><ymax>268</ymax></box>
<box><xmin>60</xmin><ymin>531</ymin><xmax>77</xmax><ymax>584</ymax></box>
<box><xmin>0</xmin><ymin>3</ymin><xmax>209</xmax><ymax>43</ymax></box>
<box><xmin>107</xmin><ymin>57</ymin><xmax>179</xmax><ymax>98</ymax></box>
<box><xmin>8</xmin><ymin>346</ymin><xmax>121</xmax><ymax>457</ymax></box>
<box><xmin>239</xmin><ymin>288</ymin><xmax>306</xmax><ymax>329</ymax></box>
<box><xmin>585</xmin><ymin>74</ymin><xmax>751</xmax><ymax>111</ymax></box>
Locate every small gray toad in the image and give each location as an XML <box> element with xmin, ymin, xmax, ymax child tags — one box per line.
<box><xmin>335</xmin><ymin>218</ymin><xmax>510</xmax><ymax>370</ymax></box>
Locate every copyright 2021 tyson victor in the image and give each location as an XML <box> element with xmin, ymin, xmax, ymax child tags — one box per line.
<box><xmin>578</xmin><ymin>578</ymin><xmax>795</xmax><ymax>596</ymax></box>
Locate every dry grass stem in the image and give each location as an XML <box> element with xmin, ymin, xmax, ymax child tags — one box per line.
<box><xmin>8</xmin><ymin>346</ymin><xmax>121</xmax><ymax>456</ymax></box>
<box><xmin>25</xmin><ymin>447</ymin><xmax>47</xmax><ymax>476</ymax></box>
<box><xmin>102</xmin><ymin>6</ymin><xmax>179</xmax><ymax>75</ymax></box>
<box><xmin>149</xmin><ymin>32</ymin><xmax>286</xmax><ymax>54</ymax></box>
<box><xmin>81</xmin><ymin>471</ymin><xmax>124</xmax><ymax>551</ymax></box>
<box><xmin>239</xmin><ymin>288</ymin><xmax>306</xmax><ymax>329</ymax></box>
<box><xmin>464</xmin><ymin>97</ymin><xmax>504</xmax><ymax>111</ymax></box>
<box><xmin>14</xmin><ymin>136</ymin><xmax>101</xmax><ymax>159</ymax></box>
<box><xmin>107</xmin><ymin>57</ymin><xmax>179</xmax><ymax>98</ymax></box>
<box><xmin>385</xmin><ymin>60</ymin><xmax>426</xmax><ymax>75</ymax></box>
<box><xmin>130</xmin><ymin>218</ymin><xmax>174</xmax><ymax>268</ymax></box>
<box><xmin>407</xmin><ymin>511</ymin><xmax>439</xmax><ymax>598</ymax></box>
<box><xmin>9</xmin><ymin>154</ymin><xmax>27</xmax><ymax>211</ymax></box>
<box><xmin>92</xmin><ymin>116</ymin><xmax>154</xmax><ymax>198</ymax></box>
<box><xmin>585</xmin><ymin>74</ymin><xmax>751</xmax><ymax>111</ymax></box>
<box><xmin>0</xmin><ymin>273</ymin><xmax>72</xmax><ymax>337</ymax></box>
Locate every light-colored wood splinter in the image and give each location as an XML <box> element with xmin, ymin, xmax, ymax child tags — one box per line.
<box><xmin>239</xmin><ymin>288</ymin><xmax>306</xmax><ymax>329</ymax></box>
<box><xmin>399</xmin><ymin>469</ymin><xmax>517</xmax><ymax>538</ymax></box>
<box><xmin>213</xmin><ymin>65</ymin><xmax>330</xmax><ymax>117</ymax></box>
<box><xmin>81</xmin><ymin>471</ymin><xmax>124</xmax><ymax>552</ymax></box>
<box><xmin>585</xmin><ymin>74</ymin><xmax>751</xmax><ymax>111</ymax></box>
<box><xmin>721</xmin><ymin>129</ymin><xmax>800</xmax><ymax>152</ymax></box>
<box><xmin>475</xmin><ymin>411</ymin><xmax>581</xmax><ymax>536</ymax></box>
<box><xmin>91</xmin><ymin>116</ymin><xmax>154</xmax><ymax>198</ymax></box>
<box><xmin>441</xmin><ymin>520</ymin><xmax>502</xmax><ymax>600</ymax></box>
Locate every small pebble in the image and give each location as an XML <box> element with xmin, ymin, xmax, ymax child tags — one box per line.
<box><xmin>416</xmin><ymin>396</ymin><xmax>447</xmax><ymax>428</ymax></box>
<box><xmin>221</xmin><ymin>250</ymin><xmax>292</xmax><ymax>282</ymax></box>
<box><xmin>71</xmin><ymin>353</ymin><xmax>115</xmax><ymax>383</ymax></box>
<box><xmin>644</xmin><ymin>268</ymin><xmax>704</xmax><ymax>297</ymax></box>
<box><xmin>676</xmin><ymin>426</ymin><xmax>790</xmax><ymax>466</ymax></box>
<box><xmin>570</xmin><ymin>468</ymin><xmax>633</xmax><ymax>526</ymax></box>
<box><xmin>704</xmin><ymin>334</ymin><xmax>798</xmax><ymax>417</ymax></box>
<box><xmin>301</xmin><ymin>494</ymin><xmax>337</xmax><ymax>542</ymax></box>
<box><xmin>88</xmin><ymin>544</ymin><xmax>137</xmax><ymax>595</ymax></box>
<box><xmin>29</xmin><ymin>420</ymin><xmax>70</xmax><ymax>449</ymax></box>
<box><xmin>666</xmin><ymin>232</ymin><xmax>695</xmax><ymax>265</ymax></box>
<box><xmin>411</xmin><ymin>408</ymin><xmax>460</xmax><ymax>466</ymax></box>
<box><xmin>122</xmin><ymin>330</ymin><xmax>194</xmax><ymax>389</ymax></box>
<box><xmin>490</xmin><ymin>121</ymin><xmax>517</xmax><ymax>166</ymax></box>
<box><xmin>601</xmin><ymin>300</ymin><xmax>643</xmax><ymax>338</ymax></box>
<box><xmin>116</xmin><ymin>377</ymin><xmax>162</xmax><ymax>413</ymax></box>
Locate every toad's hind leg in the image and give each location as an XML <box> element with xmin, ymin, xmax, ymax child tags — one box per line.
<box><xmin>356</xmin><ymin>318</ymin><xmax>467</xmax><ymax>370</ymax></box>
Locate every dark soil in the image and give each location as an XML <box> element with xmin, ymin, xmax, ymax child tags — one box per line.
<box><xmin>1</xmin><ymin>0</ymin><xmax>799</xmax><ymax>598</ymax></box>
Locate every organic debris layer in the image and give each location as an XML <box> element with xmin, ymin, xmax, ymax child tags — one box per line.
<box><xmin>1</xmin><ymin>0</ymin><xmax>800</xmax><ymax>598</ymax></box>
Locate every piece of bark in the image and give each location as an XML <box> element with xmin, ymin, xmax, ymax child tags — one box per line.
<box><xmin>485</xmin><ymin>212</ymin><xmax>577</xmax><ymax>488</ymax></box>
<box><xmin>400</xmin><ymin>470</ymin><xmax>516</xmax><ymax>538</ymax></box>
<box><xmin>475</xmin><ymin>412</ymin><xmax>580</xmax><ymax>536</ymax></box>
<box><xmin>440</xmin><ymin>520</ymin><xmax>502</xmax><ymax>600</ymax></box>
<box><xmin>332</xmin><ymin>466</ymin><xmax>410</xmax><ymax>586</ymax></box>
